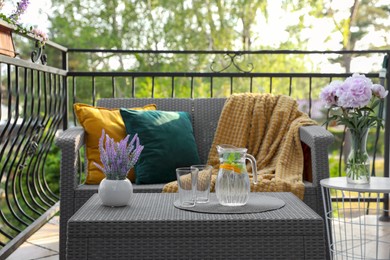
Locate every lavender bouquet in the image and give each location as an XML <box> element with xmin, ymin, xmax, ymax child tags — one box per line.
<box><xmin>94</xmin><ymin>129</ymin><xmax>144</xmax><ymax>180</ymax></box>
<box><xmin>320</xmin><ymin>73</ymin><xmax>387</xmax><ymax>183</ymax></box>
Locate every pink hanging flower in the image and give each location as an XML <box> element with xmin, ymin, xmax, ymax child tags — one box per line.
<box><xmin>31</xmin><ymin>28</ymin><xmax>48</xmax><ymax>41</ymax></box>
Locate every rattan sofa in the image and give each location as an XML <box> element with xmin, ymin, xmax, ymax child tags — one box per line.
<box><xmin>56</xmin><ymin>97</ymin><xmax>334</xmax><ymax>259</ymax></box>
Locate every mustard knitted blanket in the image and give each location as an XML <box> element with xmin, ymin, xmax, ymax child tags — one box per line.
<box><xmin>163</xmin><ymin>93</ymin><xmax>317</xmax><ymax>200</ymax></box>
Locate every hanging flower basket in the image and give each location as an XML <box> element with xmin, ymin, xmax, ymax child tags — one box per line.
<box><xmin>0</xmin><ymin>0</ymin><xmax>49</xmax><ymax>60</ymax></box>
<box><xmin>0</xmin><ymin>24</ymin><xmax>16</xmax><ymax>57</ymax></box>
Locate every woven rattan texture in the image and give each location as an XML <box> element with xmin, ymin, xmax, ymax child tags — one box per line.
<box><xmin>55</xmin><ymin>126</ymin><xmax>85</xmax><ymax>260</ymax></box>
<box><xmin>67</xmin><ymin>193</ymin><xmax>325</xmax><ymax>260</ymax></box>
<box><xmin>193</xmin><ymin>98</ymin><xmax>226</xmax><ymax>163</ymax></box>
<box><xmin>97</xmin><ymin>98</ymin><xmax>193</xmax><ymax>114</ymax></box>
<box><xmin>57</xmin><ymin>98</ymin><xmax>334</xmax><ymax>260</ymax></box>
<box><xmin>299</xmin><ymin>126</ymin><xmax>334</xmax><ymax>216</ymax></box>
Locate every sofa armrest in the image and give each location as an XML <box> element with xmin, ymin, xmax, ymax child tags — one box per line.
<box><xmin>55</xmin><ymin>126</ymin><xmax>86</xmax><ymax>259</ymax></box>
<box><xmin>299</xmin><ymin>125</ymin><xmax>334</xmax><ymax>186</ymax></box>
<box><xmin>55</xmin><ymin>127</ymin><xmax>85</xmax><ymax>190</ymax></box>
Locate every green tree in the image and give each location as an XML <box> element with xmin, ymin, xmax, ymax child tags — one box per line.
<box><xmin>291</xmin><ymin>0</ymin><xmax>390</xmax><ymax>72</ymax></box>
<box><xmin>49</xmin><ymin>0</ymin><xmax>312</xmax><ymax>71</ymax></box>
<box><xmin>48</xmin><ymin>0</ymin><xmax>311</xmax><ymax>100</ymax></box>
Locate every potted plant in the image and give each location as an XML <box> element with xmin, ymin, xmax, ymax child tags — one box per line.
<box><xmin>320</xmin><ymin>73</ymin><xmax>387</xmax><ymax>184</ymax></box>
<box><xmin>0</xmin><ymin>0</ymin><xmax>48</xmax><ymax>57</ymax></box>
<box><xmin>0</xmin><ymin>20</ymin><xmax>15</xmax><ymax>57</ymax></box>
<box><xmin>94</xmin><ymin>129</ymin><xmax>144</xmax><ymax>207</ymax></box>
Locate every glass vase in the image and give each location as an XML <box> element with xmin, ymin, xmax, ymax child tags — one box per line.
<box><xmin>346</xmin><ymin>127</ymin><xmax>370</xmax><ymax>184</ymax></box>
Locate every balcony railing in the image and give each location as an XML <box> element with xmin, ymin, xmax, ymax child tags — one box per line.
<box><xmin>0</xmin><ymin>21</ymin><xmax>68</xmax><ymax>258</ymax></box>
<box><xmin>0</xmin><ymin>22</ymin><xmax>389</xmax><ymax>257</ymax></box>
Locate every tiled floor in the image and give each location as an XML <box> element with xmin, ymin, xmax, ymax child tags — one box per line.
<box><xmin>4</xmin><ymin>214</ymin><xmax>390</xmax><ymax>260</ymax></box>
<box><xmin>6</xmin><ymin>216</ymin><xmax>59</xmax><ymax>260</ymax></box>
<box><xmin>330</xmin><ymin>214</ymin><xmax>390</xmax><ymax>259</ymax></box>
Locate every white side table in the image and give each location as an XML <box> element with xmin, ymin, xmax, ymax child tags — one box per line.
<box><xmin>320</xmin><ymin>177</ymin><xmax>390</xmax><ymax>260</ymax></box>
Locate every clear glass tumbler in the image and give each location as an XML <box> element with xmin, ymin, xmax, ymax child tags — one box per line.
<box><xmin>176</xmin><ymin>167</ymin><xmax>198</xmax><ymax>207</ymax></box>
<box><xmin>191</xmin><ymin>165</ymin><xmax>213</xmax><ymax>203</ymax></box>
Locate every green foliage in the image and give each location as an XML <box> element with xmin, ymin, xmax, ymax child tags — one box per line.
<box><xmin>329</xmin><ymin>152</ymin><xmax>384</xmax><ymax>178</ymax></box>
<box><xmin>304</xmin><ymin>0</ymin><xmax>390</xmax><ymax>71</ymax></box>
<box><xmin>49</xmin><ymin>0</ymin><xmax>307</xmax><ymax>72</ymax></box>
<box><xmin>0</xmin><ymin>13</ymin><xmax>32</xmax><ymax>35</ymax></box>
<box><xmin>46</xmin><ymin>0</ymin><xmax>389</xmax><ymax>192</ymax></box>
<box><xmin>47</xmin><ymin>0</ymin><xmax>389</xmax><ymax>105</ymax></box>
<box><xmin>44</xmin><ymin>144</ymin><xmax>61</xmax><ymax>194</ymax></box>
<box><xmin>327</xmin><ymin>105</ymin><xmax>384</xmax><ymax>132</ymax></box>
<box><xmin>327</xmin><ymin>126</ymin><xmax>385</xmax><ymax>179</ymax></box>
<box><xmin>329</xmin><ymin>152</ymin><xmax>344</xmax><ymax>178</ymax></box>
<box><xmin>327</xmin><ymin>127</ymin><xmax>385</xmax><ymax>156</ymax></box>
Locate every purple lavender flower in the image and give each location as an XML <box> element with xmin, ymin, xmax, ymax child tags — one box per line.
<box><xmin>372</xmin><ymin>84</ymin><xmax>388</xmax><ymax>99</ymax></box>
<box><xmin>93</xmin><ymin>129</ymin><xmax>144</xmax><ymax>180</ymax></box>
<box><xmin>9</xmin><ymin>0</ymin><xmax>30</xmax><ymax>23</ymax></box>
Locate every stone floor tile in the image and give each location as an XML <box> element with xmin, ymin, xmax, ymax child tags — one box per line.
<box><xmin>33</xmin><ymin>254</ymin><xmax>59</xmax><ymax>260</ymax></box>
<box><xmin>331</xmin><ymin>215</ymin><xmax>390</xmax><ymax>259</ymax></box>
<box><xmin>6</xmin><ymin>216</ymin><xmax>59</xmax><ymax>260</ymax></box>
<box><xmin>6</xmin><ymin>242</ymin><xmax>56</xmax><ymax>260</ymax></box>
<box><xmin>29</xmin><ymin>236</ymin><xmax>59</xmax><ymax>252</ymax></box>
<box><xmin>27</xmin><ymin>224</ymin><xmax>59</xmax><ymax>242</ymax></box>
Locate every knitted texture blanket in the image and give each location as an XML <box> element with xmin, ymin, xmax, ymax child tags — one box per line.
<box><xmin>162</xmin><ymin>93</ymin><xmax>317</xmax><ymax>200</ymax></box>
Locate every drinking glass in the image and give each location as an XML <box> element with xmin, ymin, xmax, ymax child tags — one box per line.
<box><xmin>191</xmin><ymin>165</ymin><xmax>213</xmax><ymax>203</ymax></box>
<box><xmin>176</xmin><ymin>167</ymin><xmax>198</xmax><ymax>207</ymax></box>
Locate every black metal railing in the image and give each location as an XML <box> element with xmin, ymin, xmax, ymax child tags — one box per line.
<box><xmin>66</xmin><ymin>48</ymin><xmax>390</xmax><ymax>214</ymax></box>
<box><xmin>0</xmin><ymin>21</ymin><xmax>68</xmax><ymax>258</ymax></box>
<box><xmin>0</xmin><ymin>25</ymin><xmax>389</xmax><ymax>257</ymax></box>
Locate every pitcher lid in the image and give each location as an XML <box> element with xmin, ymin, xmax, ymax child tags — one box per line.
<box><xmin>217</xmin><ymin>144</ymin><xmax>247</xmax><ymax>153</ymax></box>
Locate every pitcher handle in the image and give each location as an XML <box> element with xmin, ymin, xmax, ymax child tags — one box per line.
<box><xmin>245</xmin><ymin>154</ymin><xmax>258</xmax><ymax>185</ymax></box>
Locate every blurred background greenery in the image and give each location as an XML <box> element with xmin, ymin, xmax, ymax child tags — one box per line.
<box><xmin>15</xmin><ymin>0</ymin><xmax>390</xmax><ymax>189</ymax></box>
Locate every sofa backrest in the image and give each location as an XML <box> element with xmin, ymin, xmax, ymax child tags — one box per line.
<box><xmin>97</xmin><ymin>98</ymin><xmax>227</xmax><ymax>164</ymax></box>
<box><xmin>193</xmin><ymin>98</ymin><xmax>226</xmax><ymax>163</ymax></box>
<box><xmin>97</xmin><ymin>98</ymin><xmax>193</xmax><ymax>113</ymax></box>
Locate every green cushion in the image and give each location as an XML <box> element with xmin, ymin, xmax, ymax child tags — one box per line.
<box><xmin>120</xmin><ymin>109</ymin><xmax>200</xmax><ymax>184</ymax></box>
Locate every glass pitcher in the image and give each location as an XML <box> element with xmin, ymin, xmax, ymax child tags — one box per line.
<box><xmin>215</xmin><ymin>144</ymin><xmax>258</xmax><ymax>206</ymax></box>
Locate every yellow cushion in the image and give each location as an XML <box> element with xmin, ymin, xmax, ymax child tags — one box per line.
<box><xmin>73</xmin><ymin>103</ymin><xmax>157</xmax><ymax>184</ymax></box>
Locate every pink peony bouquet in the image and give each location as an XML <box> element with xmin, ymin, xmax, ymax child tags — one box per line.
<box><xmin>320</xmin><ymin>73</ymin><xmax>387</xmax><ymax>130</ymax></box>
<box><xmin>320</xmin><ymin>73</ymin><xmax>387</xmax><ymax>182</ymax></box>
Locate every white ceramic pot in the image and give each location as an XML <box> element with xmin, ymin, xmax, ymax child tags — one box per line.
<box><xmin>98</xmin><ymin>178</ymin><xmax>133</xmax><ymax>207</ymax></box>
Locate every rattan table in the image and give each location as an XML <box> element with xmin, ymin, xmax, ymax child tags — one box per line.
<box><xmin>66</xmin><ymin>192</ymin><xmax>325</xmax><ymax>260</ymax></box>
